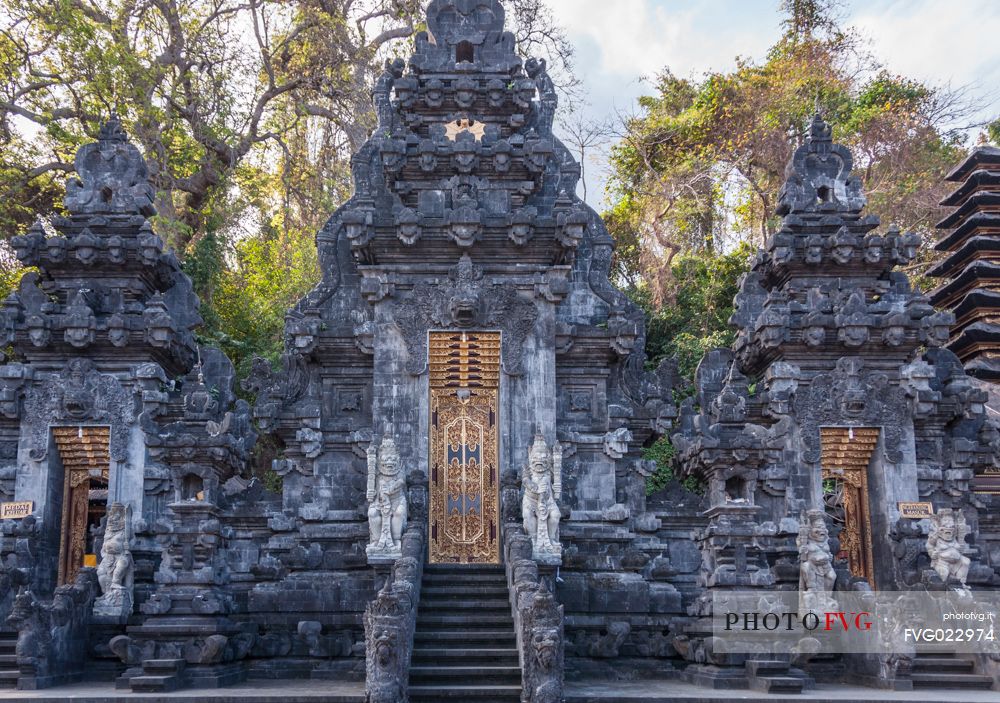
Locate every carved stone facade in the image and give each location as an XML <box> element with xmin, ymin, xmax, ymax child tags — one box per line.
<box><xmin>0</xmin><ymin>1</ymin><xmax>997</xmax><ymax>698</ymax></box>
<box><xmin>671</xmin><ymin>113</ymin><xmax>1000</xmax><ymax>690</ymax></box>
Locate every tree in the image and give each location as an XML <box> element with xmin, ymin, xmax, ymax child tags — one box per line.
<box><xmin>0</xmin><ymin>0</ymin><xmax>576</xmax><ymax>374</ymax></box>
<box><xmin>606</xmin><ymin>0</ymin><xmax>971</xmax><ymax>303</ymax></box>
<box><xmin>559</xmin><ymin>114</ymin><xmax>611</xmax><ymax>202</ymax></box>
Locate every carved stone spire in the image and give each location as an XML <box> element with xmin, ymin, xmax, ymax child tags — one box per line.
<box><xmin>64</xmin><ymin>115</ymin><xmax>156</xmax><ymax>217</ymax></box>
<box><xmin>776</xmin><ymin>112</ymin><xmax>866</xmax><ymax>217</ymax></box>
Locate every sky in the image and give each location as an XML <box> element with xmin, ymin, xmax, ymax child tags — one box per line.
<box><xmin>547</xmin><ymin>0</ymin><xmax>1000</xmax><ymax>207</ymax></box>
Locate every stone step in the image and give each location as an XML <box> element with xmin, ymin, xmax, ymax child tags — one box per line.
<box><xmin>419</xmin><ymin>606</ymin><xmax>511</xmax><ymax>617</ymax></box>
<box><xmin>911</xmin><ymin>673</ymin><xmax>994</xmax><ymax>690</ymax></box>
<box><xmin>410</xmin><ymin>665</ymin><xmax>522</xmax><ymax>685</ymax></box>
<box><xmin>746</xmin><ymin>660</ymin><xmax>789</xmax><ymax>677</ymax></box>
<box><xmin>142</xmin><ymin>658</ymin><xmax>187</xmax><ymax>674</ymax></box>
<box><xmin>412</xmin><ymin>647</ymin><xmax>519</xmax><ymax>665</ymax></box>
<box><xmin>0</xmin><ymin>655</ymin><xmax>16</xmax><ymax>667</ymax></box>
<box><xmin>0</xmin><ymin>670</ymin><xmax>19</xmax><ymax>686</ymax></box>
<box><xmin>414</xmin><ymin>630</ymin><xmax>517</xmax><ymax>645</ymax></box>
<box><xmin>417</xmin><ymin>614</ymin><xmax>514</xmax><ymax>627</ymax></box>
<box><xmin>130</xmin><ymin>674</ymin><xmax>183</xmax><ymax>693</ymax></box>
<box><xmin>0</xmin><ymin>640</ymin><xmax>15</xmax><ymax>654</ymax></box>
<box><xmin>422</xmin><ymin>575</ymin><xmax>508</xmax><ymax>587</ymax></box>
<box><xmin>749</xmin><ymin>676</ymin><xmax>805</xmax><ymax>694</ymax></box>
<box><xmin>424</xmin><ymin>565</ymin><xmax>505</xmax><ymax>574</ymax></box>
<box><xmin>422</xmin><ymin>585</ymin><xmax>509</xmax><ymax>597</ymax></box>
<box><xmin>420</xmin><ymin>597</ymin><xmax>510</xmax><ymax>610</ymax></box>
<box><xmin>912</xmin><ymin>657</ymin><xmax>975</xmax><ymax>672</ymax></box>
<box><xmin>410</xmin><ymin>684</ymin><xmax>521</xmax><ymax>701</ymax></box>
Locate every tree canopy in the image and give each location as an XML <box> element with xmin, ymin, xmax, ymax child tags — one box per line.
<box><xmin>606</xmin><ymin>0</ymin><xmax>972</xmax><ymax>310</ymax></box>
<box><xmin>0</xmin><ymin>0</ymin><xmax>575</xmax><ymax>375</ymax></box>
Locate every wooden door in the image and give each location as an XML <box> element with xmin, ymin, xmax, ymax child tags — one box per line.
<box><xmin>428</xmin><ymin>332</ymin><xmax>501</xmax><ymax>564</ymax></box>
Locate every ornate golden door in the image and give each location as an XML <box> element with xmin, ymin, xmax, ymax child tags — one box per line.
<box><xmin>821</xmin><ymin>426</ymin><xmax>878</xmax><ymax>588</ymax></box>
<box><xmin>54</xmin><ymin>426</ymin><xmax>110</xmax><ymax>585</ymax></box>
<box><xmin>429</xmin><ymin>332</ymin><xmax>501</xmax><ymax>564</ymax></box>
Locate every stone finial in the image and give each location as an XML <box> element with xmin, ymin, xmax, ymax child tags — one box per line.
<box><xmin>776</xmin><ymin>112</ymin><xmax>866</xmax><ymax>217</ymax></box>
<box><xmin>64</xmin><ymin>115</ymin><xmax>156</xmax><ymax>217</ymax></box>
<box><xmin>427</xmin><ymin>0</ymin><xmax>506</xmax><ymax>48</ymax></box>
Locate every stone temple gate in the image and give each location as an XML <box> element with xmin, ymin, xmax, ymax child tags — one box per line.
<box><xmin>1</xmin><ymin>0</ymin><xmax>1000</xmax><ymax>700</ymax></box>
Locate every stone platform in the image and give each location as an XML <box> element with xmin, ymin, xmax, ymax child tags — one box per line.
<box><xmin>1</xmin><ymin>680</ymin><xmax>998</xmax><ymax>703</ymax></box>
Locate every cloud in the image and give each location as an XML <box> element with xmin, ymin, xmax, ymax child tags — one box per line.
<box><xmin>851</xmin><ymin>0</ymin><xmax>1000</xmax><ymax>88</ymax></box>
<box><xmin>550</xmin><ymin>0</ymin><xmax>1000</xmax><ymax>205</ymax></box>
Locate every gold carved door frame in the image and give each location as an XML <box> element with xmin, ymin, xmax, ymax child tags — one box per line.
<box><xmin>54</xmin><ymin>426</ymin><xmax>110</xmax><ymax>586</ymax></box>
<box><xmin>428</xmin><ymin>332</ymin><xmax>501</xmax><ymax>564</ymax></box>
<box><xmin>821</xmin><ymin>427</ymin><xmax>878</xmax><ymax>589</ymax></box>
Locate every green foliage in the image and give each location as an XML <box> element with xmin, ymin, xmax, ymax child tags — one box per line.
<box><xmin>605</xmin><ymin>0</ymin><xmax>964</xmax><ymax>302</ymax></box>
<box><xmin>987</xmin><ymin>119</ymin><xmax>1000</xmax><ymax>146</ymax></box>
<box><xmin>644</xmin><ymin>436</ymin><xmax>703</xmax><ymax>495</ymax></box>
<box><xmin>635</xmin><ymin>243</ymin><xmax>754</xmax><ymax>386</ymax></box>
<box><xmin>203</xmin><ymin>224</ymin><xmax>320</xmax><ymax>381</ymax></box>
<box><xmin>644</xmin><ymin>436</ymin><xmax>676</xmax><ymax>494</ymax></box>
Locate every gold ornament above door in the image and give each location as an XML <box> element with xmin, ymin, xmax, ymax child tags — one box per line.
<box><xmin>429</xmin><ymin>331</ymin><xmax>500</xmax><ymax>564</ymax></box>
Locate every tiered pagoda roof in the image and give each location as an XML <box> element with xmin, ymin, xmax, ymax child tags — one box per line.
<box><xmin>929</xmin><ymin>146</ymin><xmax>1000</xmax><ymax>382</ymax></box>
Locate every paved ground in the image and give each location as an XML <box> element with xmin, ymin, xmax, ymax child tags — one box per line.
<box><xmin>0</xmin><ymin>681</ymin><xmax>364</xmax><ymax>702</ymax></box>
<box><xmin>0</xmin><ymin>680</ymin><xmax>997</xmax><ymax>702</ymax></box>
<box><xmin>564</xmin><ymin>681</ymin><xmax>1000</xmax><ymax>702</ymax></box>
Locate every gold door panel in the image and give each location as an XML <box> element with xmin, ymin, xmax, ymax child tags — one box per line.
<box><xmin>821</xmin><ymin>427</ymin><xmax>878</xmax><ymax>589</ymax></box>
<box><xmin>53</xmin><ymin>426</ymin><xmax>110</xmax><ymax>586</ymax></box>
<box><xmin>429</xmin><ymin>332</ymin><xmax>500</xmax><ymax>564</ymax></box>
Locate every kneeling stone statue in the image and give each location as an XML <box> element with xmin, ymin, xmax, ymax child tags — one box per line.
<box><xmin>927</xmin><ymin>508</ymin><xmax>971</xmax><ymax>587</ymax></box>
<box><xmin>94</xmin><ymin>502</ymin><xmax>135</xmax><ymax>618</ymax></box>
<box><xmin>367</xmin><ymin>437</ymin><xmax>408</xmax><ymax>560</ymax></box>
<box><xmin>522</xmin><ymin>434</ymin><xmax>563</xmax><ymax>564</ymax></box>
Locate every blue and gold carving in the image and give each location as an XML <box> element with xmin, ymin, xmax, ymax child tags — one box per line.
<box><xmin>429</xmin><ymin>331</ymin><xmax>500</xmax><ymax>563</ymax></box>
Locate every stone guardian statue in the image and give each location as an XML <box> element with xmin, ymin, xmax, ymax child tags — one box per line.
<box><xmin>367</xmin><ymin>437</ymin><xmax>408</xmax><ymax>560</ymax></box>
<box><xmin>797</xmin><ymin>510</ymin><xmax>836</xmax><ymax>613</ymax></box>
<box><xmin>522</xmin><ymin>434</ymin><xmax>563</xmax><ymax>563</ymax></box>
<box><xmin>94</xmin><ymin>502</ymin><xmax>135</xmax><ymax>618</ymax></box>
<box><xmin>927</xmin><ymin>508</ymin><xmax>971</xmax><ymax>587</ymax></box>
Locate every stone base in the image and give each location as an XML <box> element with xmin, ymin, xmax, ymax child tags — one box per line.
<box><xmin>533</xmin><ymin>546</ymin><xmax>562</xmax><ymax>566</ymax></box>
<box><xmin>186</xmin><ymin>662</ymin><xmax>248</xmax><ymax>689</ymax></box>
<box><xmin>682</xmin><ymin>664</ymin><xmax>750</xmax><ymax>690</ymax></box>
<box><xmin>366</xmin><ymin>545</ymin><xmax>402</xmax><ymax>563</ymax></box>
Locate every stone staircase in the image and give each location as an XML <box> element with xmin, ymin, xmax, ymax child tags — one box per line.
<box><xmin>410</xmin><ymin>564</ymin><xmax>521</xmax><ymax>702</ymax></box>
<box><xmin>128</xmin><ymin>658</ymin><xmax>187</xmax><ymax>692</ymax></box>
<box><xmin>746</xmin><ymin>659</ymin><xmax>808</xmax><ymax>694</ymax></box>
<box><xmin>0</xmin><ymin>630</ymin><xmax>18</xmax><ymax>689</ymax></box>
<box><xmin>910</xmin><ymin>653</ymin><xmax>994</xmax><ymax>691</ymax></box>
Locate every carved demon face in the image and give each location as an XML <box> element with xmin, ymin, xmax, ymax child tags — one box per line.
<box><xmin>805</xmin><ymin>236</ymin><xmax>824</xmax><ymax>265</ymax></box>
<box><xmin>865</xmin><ymin>238</ymin><xmax>883</xmax><ymax>264</ymax></box>
<box><xmin>494</xmin><ymin>150</ymin><xmax>511</xmax><ymax>173</ymax></box>
<box><xmin>487</xmin><ymin>80</ymin><xmax>505</xmax><ymax>108</ymax></box>
<box><xmin>424</xmin><ymin>80</ymin><xmax>445</xmax><ymax>108</ymax></box>
<box><xmin>839</xmin><ymin>324</ymin><xmax>869</xmax><ymax>348</ymax></box>
<box><xmin>419</xmin><ymin>150</ymin><xmax>437</xmax><ymax>173</ymax></box>
<box><xmin>803</xmin><ymin>326</ymin><xmax>825</xmax><ymax>347</ymax></box>
<box><xmin>374</xmin><ymin>627</ymin><xmax>397</xmax><ymax>668</ymax></box>
<box><xmin>108</xmin><ymin>320</ymin><xmax>129</xmax><ymax>347</ymax></box>
<box><xmin>883</xmin><ymin>326</ymin><xmax>905</xmax><ymax>347</ymax></box>
<box><xmin>455</xmin><ymin>80</ymin><xmax>476</xmax><ymax>109</ymax></box>
<box><xmin>27</xmin><ymin>319</ymin><xmax>50</xmax><ymax>347</ymax></box>
<box><xmin>832</xmin><ymin>244</ymin><xmax>853</xmax><ymax>265</ymax></box>
<box><xmin>810</xmin><ymin>522</ymin><xmax>828</xmax><ymax>543</ymax></box>
<box><xmin>452</xmin><ymin>145</ymin><xmax>478</xmax><ymax>174</ymax></box>
<box><xmin>533</xmin><ymin>629</ymin><xmax>559</xmax><ymax>670</ymax></box>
